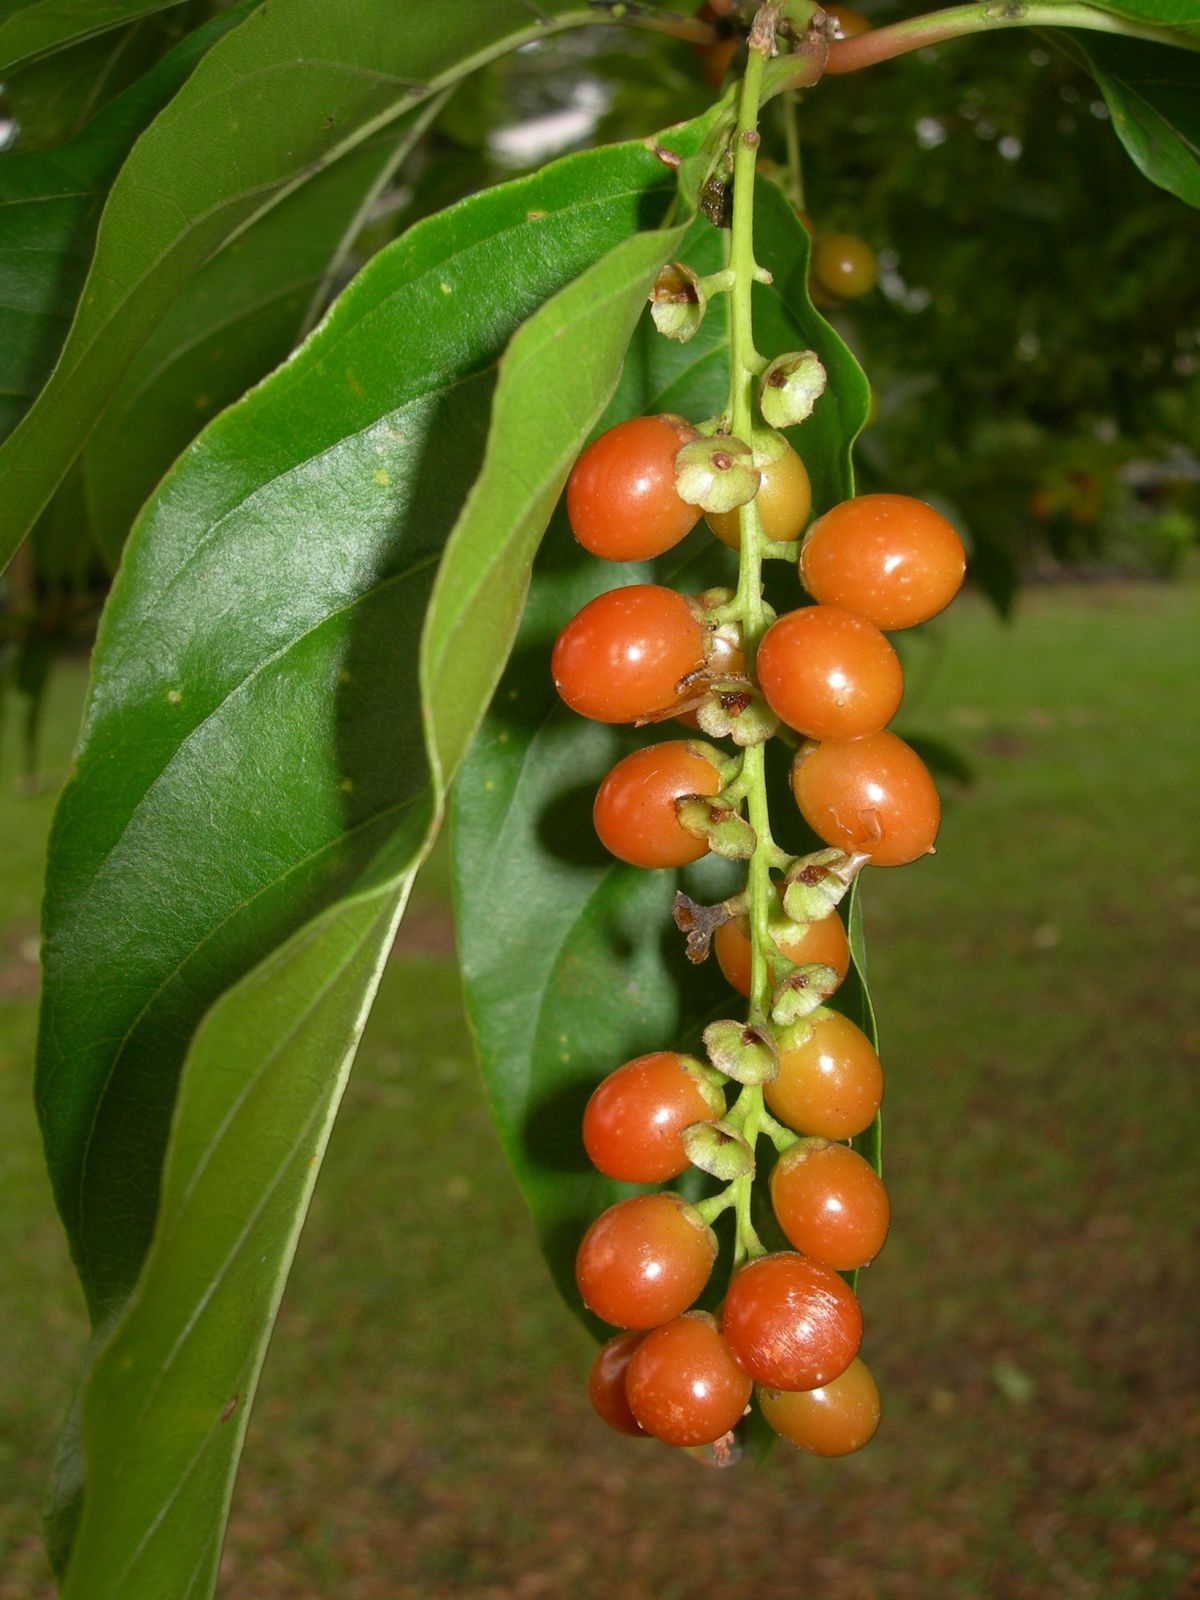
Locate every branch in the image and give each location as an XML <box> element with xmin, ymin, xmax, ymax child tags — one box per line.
<box><xmin>825</xmin><ymin>1</ymin><xmax>1200</xmax><ymax>75</ymax></box>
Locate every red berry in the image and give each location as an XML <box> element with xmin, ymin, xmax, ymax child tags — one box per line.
<box><xmin>756</xmin><ymin>605</ymin><xmax>904</xmax><ymax>741</ymax></box>
<box><xmin>769</xmin><ymin>1139</ymin><xmax>890</xmax><ymax>1270</ymax></box>
<box><xmin>588</xmin><ymin>1331</ymin><xmax>649</xmax><ymax>1437</ymax></box>
<box><xmin>583</xmin><ymin>1051</ymin><xmax>724</xmax><ymax>1184</ymax></box>
<box><xmin>759</xmin><ymin>1356</ymin><xmax>881</xmax><ymax>1454</ymax></box>
<box><xmin>593</xmin><ymin>741</ymin><xmax>723</xmax><ymax>869</ymax></box>
<box><xmin>576</xmin><ymin>1192</ymin><xmax>717</xmax><ymax>1329</ymax></box>
<box><xmin>721</xmin><ymin>1252</ymin><xmax>862</xmax><ymax>1391</ymax></box>
<box><xmin>552</xmin><ymin>586</ymin><xmax>705</xmax><ymax>725</ymax></box>
<box><xmin>714</xmin><ymin>893</ymin><xmax>850</xmax><ymax>1000</ymax></box>
<box><xmin>791</xmin><ymin>729</ymin><xmax>941</xmax><ymax>866</ymax></box>
<box><xmin>763</xmin><ymin>1008</ymin><xmax>883</xmax><ymax>1140</ymax></box>
<box><xmin>800</xmin><ymin>494</ymin><xmax>966</xmax><ymax>630</ymax></box>
<box><xmin>625</xmin><ymin>1312</ymin><xmax>752</xmax><ymax>1446</ymax></box>
<box><xmin>567</xmin><ymin>415</ymin><xmax>700</xmax><ymax>560</ymax></box>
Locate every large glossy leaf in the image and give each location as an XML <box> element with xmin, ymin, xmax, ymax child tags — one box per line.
<box><xmin>0</xmin><ymin>2</ymin><xmax>252</xmax><ymax>444</ymax></box>
<box><xmin>35</xmin><ymin>124</ymin><xmax>694</xmax><ymax>1330</ymax></box>
<box><xmin>46</xmin><ymin>117</ymin><xmax>709</xmax><ymax>1600</ymax></box>
<box><xmin>453</xmin><ymin>185</ymin><xmax>875</xmax><ymax>1323</ymax></box>
<box><xmin>1</xmin><ymin>10</ymin><xmax>197</xmax><ymax>150</ymax></box>
<box><xmin>81</xmin><ymin>120</ymin><xmax>428</xmax><ymax>564</ymax></box>
<box><xmin>0</xmin><ymin>0</ymin><xmax>185</xmax><ymax>74</ymax></box>
<box><xmin>0</xmin><ymin>0</ymin><xmax>621</xmax><ymax>567</ymax></box>
<box><xmin>1055</xmin><ymin>29</ymin><xmax>1200</xmax><ymax>206</ymax></box>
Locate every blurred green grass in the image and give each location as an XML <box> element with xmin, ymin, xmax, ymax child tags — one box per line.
<box><xmin>2</xmin><ymin>580</ymin><xmax>1198</xmax><ymax>1600</ymax></box>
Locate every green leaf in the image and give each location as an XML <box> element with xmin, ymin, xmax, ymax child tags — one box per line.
<box><xmin>80</xmin><ymin>121</ymin><xmax>429</xmax><ymax>564</ymax></box>
<box><xmin>0</xmin><ymin>2</ymin><xmax>253</xmax><ymax>444</ymax></box>
<box><xmin>1072</xmin><ymin>0</ymin><xmax>1200</xmax><ymax>27</ymax></box>
<box><xmin>37</xmin><ymin>126</ymin><xmax>683</xmax><ymax>1328</ymax></box>
<box><xmin>0</xmin><ymin>0</ymin><xmax>626</xmax><ymax>569</ymax></box>
<box><xmin>46</xmin><ymin>115</ymin><xmax>712</xmax><ymax>1600</ymax></box>
<box><xmin>1054</xmin><ymin>30</ymin><xmax>1200</xmax><ymax>206</ymax></box>
<box><xmin>1</xmin><ymin>11</ymin><xmax>194</xmax><ymax>150</ymax></box>
<box><xmin>452</xmin><ymin>186</ymin><xmax>875</xmax><ymax>1324</ymax></box>
<box><xmin>0</xmin><ymin>0</ymin><xmax>186</xmax><ymax>74</ymax></box>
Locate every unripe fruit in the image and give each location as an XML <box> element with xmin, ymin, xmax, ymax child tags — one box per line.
<box><xmin>593</xmin><ymin>741</ymin><xmax>724</xmax><ymax>868</ymax></box>
<box><xmin>567</xmin><ymin>415</ymin><xmax>700</xmax><ymax>560</ymax></box>
<box><xmin>552</xmin><ymin>585</ymin><xmax>705</xmax><ymax>724</ymax></box>
<box><xmin>764</xmin><ymin>1008</ymin><xmax>883</xmax><ymax>1140</ymax></box>
<box><xmin>770</xmin><ymin>1138</ymin><xmax>890</xmax><ymax>1270</ymax></box>
<box><xmin>625</xmin><ymin>1312</ymin><xmax>753</xmax><ymax>1445</ymax></box>
<box><xmin>706</xmin><ymin>440</ymin><xmax>812</xmax><ymax>549</ymax></box>
<box><xmin>760</xmin><ymin>1357</ymin><xmax>881</xmax><ymax>1454</ymax></box>
<box><xmin>583</xmin><ymin>1051</ymin><xmax>724</xmax><ymax>1183</ymax></box>
<box><xmin>791</xmin><ymin>730</ymin><xmax>941</xmax><ymax>866</ymax></box>
<box><xmin>722</xmin><ymin>1252</ymin><xmax>862</xmax><ymax>1391</ymax></box>
<box><xmin>756</xmin><ymin>605</ymin><xmax>904</xmax><ymax>741</ymax></box>
<box><xmin>800</xmin><ymin>493</ymin><xmax>966</xmax><ymax>629</ymax></box>
<box><xmin>812</xmin><ymin>233</ymin><xmax>877</xmax><ymax>299</ymax></box>
<box><xmin>576</xmin><ymin>1192</ymin><xmax>717</xmax><ymax>1329</ymax></box>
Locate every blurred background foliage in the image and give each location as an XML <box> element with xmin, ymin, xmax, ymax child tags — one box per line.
<box><xmin>0</xmin><ymin>0</ymin><xmax>1197</xmax><ymax>753</ymax></box>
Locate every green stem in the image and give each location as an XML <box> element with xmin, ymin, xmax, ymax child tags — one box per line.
<box><xmin>720</xmin><ymin>5</ymin><xmax>784</xmax><ymax>1273</ymax></box>
<box><xmin>825</xmin><ymin>1</ymin><xmax>1200</xmax><ymax>75</ymax></box>
<box><xmin>781</xmin><ymin>92</ymin><xmax>805</xmax><ymax>213</ymax></box>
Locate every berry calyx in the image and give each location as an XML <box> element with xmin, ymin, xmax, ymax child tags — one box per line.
<box><xmin>582</xmin><ymin>1051</ymin><xmax>724</xmax><ymax>1183</ymax></box>
<box><xmin>721</xmin><ymin>1251</ymin><xmax>863</xmax><ymax>1391</ymax></box>
<box><xmin>811</xmin><ymin>233</ymin><xmax>878</xmax><ymax>300</ymax></box>
<box><xmin>593</xmin><ymin>741</ymin><xmax>725</xmax><ymax>868</ymax></box>
<box><xmin>552</xmin><ymin>585</ymin><xmax>705</xmax><ymax>724</ymax></box>
<box><xmin>763</xmin><ymin>1007</ymin><xmax>883</xmax><ymax>1140</ymax></box>
<box><xmin>625</xmin><ymin>1312</ymin><xmax>753</xmax><ymax>1446</ymax></box>
<box><xmin>756</xmin><ymin>605</ymin><xmax>904</xmax><ymax>741</ymax></box>
<box><xmin>588</xmin><ymin>1331</ymin><xmax>649</xmax><ymax>1437</ymax></box>
<box><xmin>714</xmin><ymin>890</ymin><xmax>850</xmax><ymax>999</ymax></box>
<box><xmin>759</xmin><ymin>1357</ymin><xmax>881</xmax><ymax>1454</ymax></box>
<box><xmin>791</xmin><ymin>730</ymin><xmax>941</xmax><ymax>866</ymax></box>
<box><xmin>799</xmin><ymin>493</ymin><xmax>967</xmax><ymax>629</ymax></box>
<box><xmin>576</xmin><ymin>1192</ymin><xmax>717</xmax><ymax>1329</ymax></box>
<box><xmin>566</xmin><ymin>415</ymin><xmax>700</xmax><ymax>560</ymax></box>
<box><xmin>706</xmin><ymin>437</ymin><xmax>812</xmax><ymax>550</ymax></box>
<box><xmin>769</xmin><ymin>1138</ymin><xmax>890</xmax><ymax>1270</ymax></box>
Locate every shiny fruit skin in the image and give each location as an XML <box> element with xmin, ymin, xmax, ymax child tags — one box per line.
<box><xmin>756</xmin><ymin>605</ymin><xmax>904</xmax><ymax>741</ymax></box>
<box><xmin>721</xmin><ymin>1252</ymin><xmax>862</xmax><ymax>1391</ymax></box>
<box><xmin>576</xmin><ymin>1192</ymin><xmax>717</xmax><ymax>1329</ymax></box>
<box><xmin>800</xmin><ymin>493</ymin><xmax>966</xmax><ymax>630</ymax></box>
<box><xmin>589</xmin><ymin>1331</ymin><xmax>648</xmax><ymax>1436</ymax></box>
<box><xmin>760</xmin><ymin>1357</ymin><xmax>881</xmax><ymax>1454</ymax></box>
<box><xmin>552</xmin><ymin>585</ymin><xmax>704</xmax><ymax>724</ymax></box>
<box><xmin>791</xmin><ymin>729</ymin><xmax>940</xmax><ymax>866</ymax></box>
<box><xmin>626</xmin><ymin>1313</ymin><xmax>753</xmax><ymax>1446</ymax></box>
<box><xmin>706</xmin><ymin>442</ymin><xmax>812</xmax><ymax>549</ymax></box>
<box><xmin>567</xmin><ymin>415</ymin><xmax>700</xmax><ymax>561</ymax></box>
<box><xmin>769</xmin><ymin>1139</ymin><xmax>890</xmax><ymax>1270</ymax></box>
<box><xmin>812</xmin><ymin>233</ymin><xmax>877</xmax><ymax>299</ymax></box>
<box><xmin>583</xmin><ymin>1051</ymin><xmax>723</xmax><ymax>1184</ymax></box>
<box><xmin>593</xmin><ymin>741</ymin><xmax>723</xmax><ymax>869</ymax></box>
<box><xmin>714</xmin><ymin>894</ymin><xmax>850</xmax><ymax>1000</ymax></box>
<box><xmin>763</xmin><ymin>1008</ymin><xmax>883</xmax><ymax>1140</ymax></box>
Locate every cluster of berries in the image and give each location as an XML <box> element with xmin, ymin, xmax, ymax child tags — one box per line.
<box><xmin>551</xmin><ymin>410</ymin><xmax>965</xmax><ymax>1456</ymax></box>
